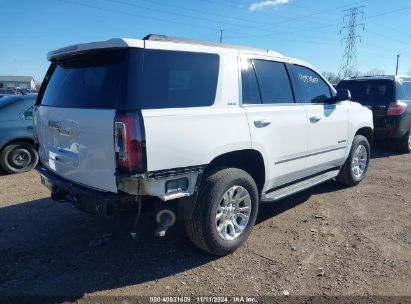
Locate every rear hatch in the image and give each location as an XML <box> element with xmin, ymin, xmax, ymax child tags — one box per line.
<box><xmin>36</xmin><ymin>49</ymin><xmax>128</xmax><ymax>193</ymax></box>
<box><xmin>337</xmin><ymin>79</ymin><xmax>395</xmax><ymax>126</ymax></box>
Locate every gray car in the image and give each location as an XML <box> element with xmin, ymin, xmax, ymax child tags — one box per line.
<box><xmin>0</xmin><ymin>94</ymin><xmax>39</xmax><ymax>173</ymax></box>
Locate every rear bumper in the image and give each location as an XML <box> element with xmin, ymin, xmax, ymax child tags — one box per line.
<box><xmin>374</xmin><ymin>115</ymin><xmax>410</xmax><ymax>139</ymax></box>
<box><xmin>37</xmin><ymin>166</ymin><xmax>136</xmax><ymax>216</ymax></box>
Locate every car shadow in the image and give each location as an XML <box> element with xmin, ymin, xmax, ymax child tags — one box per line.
<box><xmin>370</xmin><ymin>141</ymin><xmax>405</xmax><ymax>159</ymax></box>
<box><xmin>0</xmin><ymin>178</ymin><xmax>348</xmax><ymax>301</ymax></box>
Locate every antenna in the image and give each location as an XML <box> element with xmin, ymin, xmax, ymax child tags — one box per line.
<box><xmin>396</xmin><ymin>54</ymin><xmax>401</xmax><ymax>75</ymax></box>
<box><xmin>338</xmin><ymin>6</ymin><xmax>365</xmax><ymax>79</ymax></box>
<box><xmin>219</xmin><ymin>29</ymin><xmax>224</xmax><ymax>43</ymax></box>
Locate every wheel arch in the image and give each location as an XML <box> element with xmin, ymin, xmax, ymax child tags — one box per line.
<box><xmin>0</xmin><ymin>137</ymin><xmax>35</xmax><ymax>153</ymax></box>
<box><xmin>355</xmin><ymin>127</ymin><xmax>373</xmax><ymax>146</ymax></box>
<box><xmin>204</xmin><ymin>149</ymin><xmax>266</xmax><ymax>193</ymax></box>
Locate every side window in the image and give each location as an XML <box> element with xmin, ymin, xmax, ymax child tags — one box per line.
<box><xmin>241</xmin><ymin>59</ymin><xmax>262</xmax><ymax>104</ymax></box>
<box><xmin>292</xmin><ymin>65</ymin><xmax>332</xmax><ymax>104</ymax></box>
<box><xmin>252</xmin><ymin>60</ymin><xmax>294</xmax><ymax>104</ymax></box>
<box><xmin>138</xmin><ymin>50</ymin><xmax>220</xmax><ymax>109</ymax></box>
<box><xmin>23</xmin><ymin>106</ymin><xmax>33</xmax><ymax>119</ymax></box>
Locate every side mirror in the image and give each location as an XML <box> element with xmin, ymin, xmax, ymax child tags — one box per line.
<box><xmin>336</xmin><ymin>89</ymin><xmax>351</xmax><ymax>102</ymax></box>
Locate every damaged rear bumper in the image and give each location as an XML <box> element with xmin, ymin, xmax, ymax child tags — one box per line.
<box><xmin>37</xmin><ymin>166</ymin><xmax>136</xmax><ymax>216</ymax></box>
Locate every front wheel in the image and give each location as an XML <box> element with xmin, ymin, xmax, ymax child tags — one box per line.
<box><xmin>0</xmin><ymin>142</ymin><xmax>39</xmax><ymax>174</ymax></box>
<box><xmin>185</xmin><ymin>168</ymin><xmax>259</xmax><ymax>256</ymax></box>
<box><xmin>336</xmin><ymin>135</ymin><xmax>370</xmax><ymax>187</ymax></box>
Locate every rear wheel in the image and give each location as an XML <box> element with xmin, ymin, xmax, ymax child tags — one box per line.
<box><xmin>336</xmin><ymin>135</ymin><xmax>370</xmax><ymax>187</ymax></box>
<box><xmin>0</xmin><ymin>142</ymin><xmax>39</xmax><ymax>174</ymax></box>
<box><xmin>398</xmin><ymin>129</ymin><xmax>411</xmax><ymax>153</ymax></box>
<box><xmin>185</xmin><ymin>168</ymin><xmax>259</xmax><ymax>256</ymax></box>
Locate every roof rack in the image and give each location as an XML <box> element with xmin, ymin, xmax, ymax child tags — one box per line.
<box><xmin>143</xmin><ymin>34</ymin><xmax>282</xmax><ymax>56</ymax></box>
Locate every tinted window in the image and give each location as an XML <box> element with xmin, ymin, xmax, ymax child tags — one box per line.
<box><xmin>292</xmin><ymin>65</ymin><xmax>331</xmax><ymax>103</ymax></box>
<box><xmin>41</xmin><ymin>49</ymin><xmax>127</xmax><ymax>109</ymax></box>
<box><xmin>252</xmin><ymin>60</ymin><xmax>294</xmax><ymax>104</ymax></box>
<box><xmin>39</xmin><ymin>49</ymin><xmax>219</xmax><ymax>110</ymax></box>
<box><xmin>241</xmin><ymin>59</ymin><xmax>261</xmax><ymax>104</ymax></box>
<box><xmin>137</xmin><ymin>50</ymin><xmax>219</xmax><ymax>109</ymax></box>
<box><xmin>396</xmin><ymin>81</ymin><xmax>411</xmax><ymax>100</ymax></box>
<box><xmin>337</xmin><ymin>80</ymin><xmax>395</xmax><ymax>105</ymax></box>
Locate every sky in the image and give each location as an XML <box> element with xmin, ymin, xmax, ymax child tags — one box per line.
<box><xmin>1</xmin><ymin>0</ymin><xmax>410</xmax><ymax>82</ymax></box>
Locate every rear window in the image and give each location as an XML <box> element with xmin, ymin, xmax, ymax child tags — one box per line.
<box><xmin>40</xmin><ymin>49</ymin><xmax>127</xmax><ymax>109</ymax></box>
<box><xmin>396</xmin><ymin>81</ymin><xmax>411</xmax><ymax>100</ymax></box>
<box><xmin>337</xmin><ymin>80</ymin><xmax>395</xmax><ymax>105</ymax></box>
<box><xmin>39</xmin><ymin>48</ymin><xmax>220</xmax><ymax>110</ymax></box>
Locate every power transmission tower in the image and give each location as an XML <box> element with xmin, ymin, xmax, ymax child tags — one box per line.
<box><xmin>338</xmin><ymin>7</ymin><xmax>365</xmax><ymax>79</ymax></box>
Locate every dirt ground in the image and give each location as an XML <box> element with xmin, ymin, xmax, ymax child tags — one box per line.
<box><xmin>0</xmin><ymin>145</ymin><xmax>410</xmax><ymax>302</ymax></box>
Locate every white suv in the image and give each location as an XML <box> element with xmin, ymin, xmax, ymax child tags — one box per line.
<box><xmin>35</xmin><ymin>35</ymin><xmax>373</xmax><ymax>255</ymax></box>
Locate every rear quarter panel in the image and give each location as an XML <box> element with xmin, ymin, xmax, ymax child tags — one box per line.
<box><xmin>0</xmin><ymin>101</ymin><xmax>33</xmax><ymax>150</ymax></box>
<box><xmin>141</xmin><ymin>52</ymin><xmax>252</xmax><ymax>171</ymax></box>
<box><xmin>345</xmin><ymin>101</ymin><xmax>374</xmax><ymax>158</ymax></box>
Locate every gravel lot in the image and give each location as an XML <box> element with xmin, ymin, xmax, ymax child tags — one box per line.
<box><xmin>0</xmin><ymin>146</ymin><xmax>410</xmax><ymax>301</ymax></box>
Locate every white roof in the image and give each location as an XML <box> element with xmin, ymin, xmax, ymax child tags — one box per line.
<box><xmin>47</xmin><ymin>34</ymin><xmax>289</xmax><ymax>61</ymax></box>
<box><xmin>344</xmin><ymin>75</ymin><xmax>411</xmax><ymax>81</ymax></box>
<box><xmin>0</xmin><ymin>75</ymin><xmax>34</xmax><ymax>82</ymax></box>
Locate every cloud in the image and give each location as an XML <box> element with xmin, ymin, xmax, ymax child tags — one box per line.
<box><xmin>249</xmin><ymin>0</ymin><xmax>289</xmax><ymax>12</ymax></box>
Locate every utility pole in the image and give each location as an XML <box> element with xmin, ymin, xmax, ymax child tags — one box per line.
<box><xmin>338</xmin><ymin>7</ymin><xmax>365</xmax><ymax>79</ymax></box>
<box><xmin>219</xmin><ymin>29</ymin><xmax>224</xmax><ymax>43</ymax></box>
<box><xmin>396</xmin><ymin>54</ymin><xmax>400</xmax><ymax>75</ymax></box>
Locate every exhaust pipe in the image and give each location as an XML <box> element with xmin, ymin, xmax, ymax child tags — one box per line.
<box><xmin>155</xmin><ymin>209</ymin><xmax>176</xmax><ymax>238</ymax></box>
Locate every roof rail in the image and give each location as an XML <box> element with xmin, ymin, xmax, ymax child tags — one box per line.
<box><xmin>142</xmin><ymin>34</ymin><xmax>282</xmax><ymax>56</ymax></box>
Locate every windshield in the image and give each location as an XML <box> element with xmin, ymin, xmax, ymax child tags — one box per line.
<box><xmin>337</xmin><ymin>80</ymin><xmax>395</xmax><ymax>106</ymax></box>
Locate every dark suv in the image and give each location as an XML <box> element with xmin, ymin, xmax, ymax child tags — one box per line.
<box><xmin>337</xmin><ymin>76</ymin><xmax>411</xmax><ymax>152</ymax></box>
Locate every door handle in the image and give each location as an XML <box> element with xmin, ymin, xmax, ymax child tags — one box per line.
<box><xmin>309</xmin><ymin>116</ymin><xmax>321</xmax><ymax>123</ymax></box>
<box><xmin>254</xmin><ymin>119</ymin><xmax>272</xmax><ymax>128</ymax></box>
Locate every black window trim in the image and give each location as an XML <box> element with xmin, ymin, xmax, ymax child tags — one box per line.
<box><xmin>240</xmin><ymin>57</ymin><xmax>297</xmax><ymax>107</ymax></box>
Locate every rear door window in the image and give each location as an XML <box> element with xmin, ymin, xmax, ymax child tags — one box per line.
<box><xmin>291</xmin><ymin>65</ymin><xmax>332</xmax><ymax>103</ymax></box>
<box><xmin>252</xmin><ymin>60</ymin><xmax>294</xmax><ymax>104</ymax></box>
<box><xmin>337</xmin><ymin>80</ymin><xmax>395</xmax><ymax>105</ymax></box>
<box><xmin>40</xmin><ymin>49</ymin><xmax>127</xmax><ymax>109</ymax></box>
<box><xmin>137</xmin><ymin>50</ymin><xmax>219</xmax><ymax>109</ymax></box>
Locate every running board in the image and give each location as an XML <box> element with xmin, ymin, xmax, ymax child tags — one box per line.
<box><xmin>261</xmin><ymin>169</ymin><xmax>340</xmax><ymax>202</ymax></box>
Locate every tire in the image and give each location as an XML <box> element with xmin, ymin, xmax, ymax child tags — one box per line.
<box><xmin>336</xmin><ymin>135</ymin><xmax>370</xmax><ymax>187</ymax></box>
<box><xmin>0</xmin><ymin>142</ymin><xmax>39</xmax><ymax>174</ymax></box>
<box><xmin>185</xmin><ymin>168</ymin><xmax>259</xmax><ymax>256</ymax></box>
<box><xmin>398</xmin><ymin>129</ymin><xmax>411</xmax><ymax>153</ymax></box>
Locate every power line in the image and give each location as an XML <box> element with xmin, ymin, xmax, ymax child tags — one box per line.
<box><xmin>224</xmin><ymin>0</ymin><xmax>369</xmax><ymax>32</ymax></box>
<box><xmin>59</xmin><ymin>0</ymin><xmax>218</xmax><ymax>32</ymax></box>
<box><xmin>338</xmin><ymin>6</ymin><xmax>365</xmax><ymax>78</ymax></box>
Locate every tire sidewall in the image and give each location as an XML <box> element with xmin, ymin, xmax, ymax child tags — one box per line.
<box><xmin>203</xmin><ymin>170</ymin><xmax>259</xmax><ymax>255</ymax></box>
<box><xmin>403</xmin><ymin>129</ymin><xmax>411</xmax><ymax>153</ymax></box>
<box><xmin>348</xmin><ymin>136</ymin><xmax>370</xmax><ymax>184</ymax></box>
<box><xmin>1</xmin><ymin>143</ymin><xmax>39</xmax><ymax>173</ymax></box>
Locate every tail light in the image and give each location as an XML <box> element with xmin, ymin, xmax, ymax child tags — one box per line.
<box><xmin>387</xmin><ymin>101</ymin><xmax>407</xmax><ymax>116</ymax></box>
<box><xmin>114</xmin><ymin>112</ymin><xmax>145</xmax><ymax>173</ymax></box>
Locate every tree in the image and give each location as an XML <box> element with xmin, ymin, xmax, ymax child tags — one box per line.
<box><xmin>322</xmin><ymin>72</ymin><xmax>340</xmax><ymax>85</ymax></box>
<box><xmin>363</xmin><ymin>68</ymin><xmax>386</xmax><ymax>76</ymax></box>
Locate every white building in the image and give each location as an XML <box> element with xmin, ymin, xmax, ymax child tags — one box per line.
<box><xmin>0</xmin><ymin>76</ymin><xmax>36</xmax><ymax>90</ymax></box>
